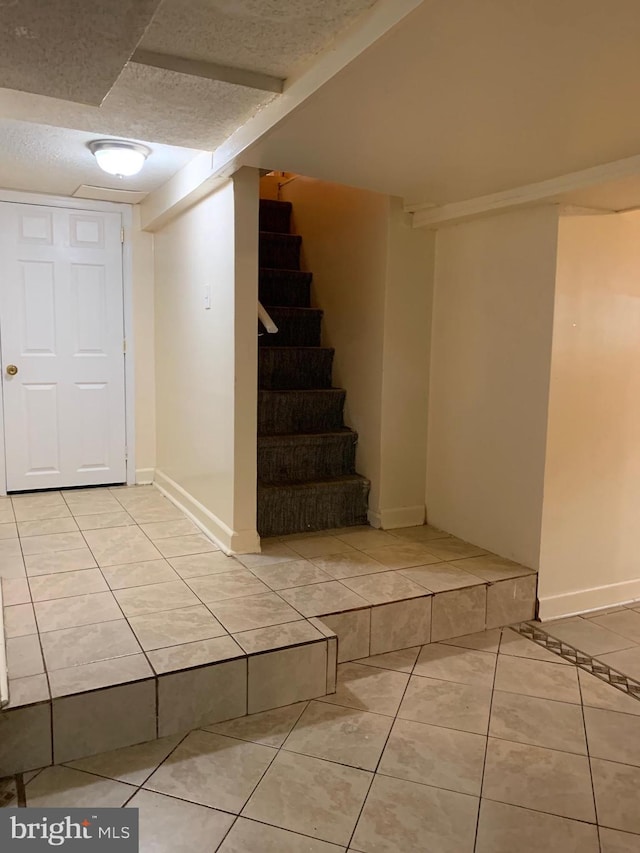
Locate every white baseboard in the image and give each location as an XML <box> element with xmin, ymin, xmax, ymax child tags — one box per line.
<box><xmin>153</xmin><ymin>469</ymin><xmax>260</xmax><ymax>555</ymax></box>
<box><xmin>135</xmin><ymin>468</ymin><xmax>155</xmax><ymax>485</ymax></box>
<box><xmin>367</xmin><ymin>505</ymin><xmax>426</xmax><ymax>530</ymax></box>
<box><xmin>539</xmin><ymin>577</ymin><xmax>640</xmax><ymax>620</ymax></box>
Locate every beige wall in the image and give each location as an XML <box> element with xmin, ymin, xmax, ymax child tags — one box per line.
<box><xmin>153</xmin><ymin>168</ymin><xmax>259</xmax><ymax>552</ymax></box>
<box><xmin>427</xmin><ymin>207</ymin><xmax>559</xmax><ymax>567</ymax></box>
<box><xmin>278</xmin><ymin>177</ymin><xmax>432</xmax><ymax>528</ymax></box>
<box><xmin>539</xmin><ymin>210</ymin><xmax>640</xmax><ymax>617</ymax></box>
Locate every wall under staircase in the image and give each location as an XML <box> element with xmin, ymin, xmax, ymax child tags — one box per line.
<box><xmin>257</xmin><ymin>198</ymin><xmax>369</xmax><ymax>537</ymax></box>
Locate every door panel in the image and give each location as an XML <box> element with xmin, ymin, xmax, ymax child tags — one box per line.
<box><xmin>0</xmin><ymin>202</ymin><xmax>127</xmax><ymax>491</ymax></box>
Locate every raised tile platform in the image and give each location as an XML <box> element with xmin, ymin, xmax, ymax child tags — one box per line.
<box><xmin>0</xmin><ymin>486</ymin><xmax>537</xmax><ymax>776</ymax></box>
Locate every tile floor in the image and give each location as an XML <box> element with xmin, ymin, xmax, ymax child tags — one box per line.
<box><xmin>3</xmin><ymin>626</ymin><xmax>640</xmax><ymax>852</ymax></box>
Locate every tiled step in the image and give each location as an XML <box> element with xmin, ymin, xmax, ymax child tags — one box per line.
<box><xmin>259</xmin><ymin>347</ymin><xmax>334</xmax><ymax>390</ymax></box>
<box><xmin>259</xmin><ymin>307</ymin><xmax>323</xmax><ymax>348</ymax></box>
<box><xmin>259</xmin><ymin>232</ymin><xmax>302</xmax><ymax>270</ymax></box>
<box><xmin>259</xmin><ymin>268</ymin><xmax>312</xmax><ymax>308</ymax></box>
<box><xmin>258</xmin><ymin>430</ymin><xmax>357</xmax><ymax>483</ymax></box>
<box><xmin>258</xmin><ymin>389</ymin><xmax>346</xmax><ymax>435</ymax></box>
<box><xmin>259</xmin><ymin>199</ymin><xmax>292</xmax><ymax>234</ymax></box>
<box><xmin>257</xmin><ymin>475</ymin><xmax>370</xmax><ymax>536</ymax></box>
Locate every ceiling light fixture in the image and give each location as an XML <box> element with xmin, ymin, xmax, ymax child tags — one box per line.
<box><xmin>88</xmin><ymin>140</ymin><xmax>150</xmax><ymax>178</ymax></box>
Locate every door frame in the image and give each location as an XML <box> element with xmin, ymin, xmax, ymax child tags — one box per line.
<box><xmin>0</xmin><ymin>189</ymin><xmax>136</xmax><ymax>495</ymax></box>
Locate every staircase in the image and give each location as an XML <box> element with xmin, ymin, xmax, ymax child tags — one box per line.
<box><xmin>257</xmin><ymin>198</ymin><xmax>370</xmax><ymax>537</ymax></box>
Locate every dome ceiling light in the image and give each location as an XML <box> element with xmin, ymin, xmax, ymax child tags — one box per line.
<box><xmin>88</xmin><ymin>140</ymin><xmax>151</xmax><ymax>178</ymax></box>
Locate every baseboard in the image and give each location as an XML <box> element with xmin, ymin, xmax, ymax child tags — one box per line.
<box><xmin>538</xmin><ymin>576</ymin><xmax>640</xmax><ymax>620</ymax></box>
<box><xmin>135</xmin><ymin>468</ymin><xmax>155</xmax><ymax>485</ymax></box>
<box><xmin>367</xmin><ymin>505</ymin><xmax>426</xmax><ymax>530</ymax></box>
<box><xmin>153</xmin><ymin>469</ymin><xmax>260</xmax><ymax>555</ymax></box>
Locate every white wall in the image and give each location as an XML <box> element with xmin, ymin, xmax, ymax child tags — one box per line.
<box><xmin>154</xmin><ymin>168</ymin><xmax>259</xmax><ymax>552</ymax></box>
<box><xmin>539</xmin><ymin>210</ymin><xmax>640</xmax><ymax>617</ymax></box>
<box><xmin>427</xmin><ymin>206</ymin><xmax>559</xmax><ymax>567</ymax></box>
<box><xmin>278</xmin><ymin>177</ymin><xmax>433</xmax><ymax>528</ymax></box>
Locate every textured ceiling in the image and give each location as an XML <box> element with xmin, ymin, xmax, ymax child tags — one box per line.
<box><xmin>0</xmin><ymin>0</ymin><xmax>161</xmax><ymax>104</ymax></box>
<box><xmin>0</xmin><ymin>118</ymin><xmax>200</xmax><ymax>199</ymax></box>
<box><xmin>142</xmin><ymin>0</ymin><xmax>378</xmax><ymax>77</ymax></box>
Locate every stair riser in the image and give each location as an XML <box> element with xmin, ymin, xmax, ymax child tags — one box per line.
<box><xmin>260</xmin><ymin>234</ymin><xmax>302</xmax><ymax>270</ymax></box>
<box><xmin>259</xmin><ymin>349</ymin><xmax>333</xmax><ymax>390</ymax></box>
<box><xmin>258</xmin><ymin>390</ymin><xmax>346</xmax><ymax>434</ymax></box>
<box><xmin>259</xmin><ymin>203</ymin><xmax>292</xmax><ymax>234</ymax></box>
<box><xmin>258</xmin><ymin>480</ymin><xmax>370</xmax><ymax>536</ymax></box>
<box><xmin>259</xmin><ymin>311</ymin><xmax>322</xmax><ymax>347</ymax></box>
<box><xmin>258</xmin><ymin>434</ymin><xmax>356</xmax><ymax>483</ymax></box>
<box><xmin>259</xmin><ymin>271</ymin><xmax>312</xmax><ymax>308</ymax></box>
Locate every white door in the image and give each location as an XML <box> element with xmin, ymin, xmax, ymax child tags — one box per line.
<box><xmin>0</xmin><ymin>203</ymin><xmax>127</xmax><ymax>491</ymax></box>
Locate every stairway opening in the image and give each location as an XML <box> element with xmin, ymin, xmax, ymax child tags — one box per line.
<box><xmin>257</xmin><ymin>198</ymin><xmax>370</xmax><ymax>537</ymax></box>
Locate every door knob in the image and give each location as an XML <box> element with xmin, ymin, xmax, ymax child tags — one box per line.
<box><xmin>6</xmin><ymin>365</ymin><xmax>18</xmax><ymax>376</ymax></box>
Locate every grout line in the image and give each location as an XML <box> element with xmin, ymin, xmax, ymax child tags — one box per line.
<box><xmin>576</xmin><ymin>662</ymin><xmax>602</xmax><ymax>853</ymax></box>
<box><xmin>471</xmin><ymin>635</ymin><xmax>499</xmax><ymax>852</ymax></box>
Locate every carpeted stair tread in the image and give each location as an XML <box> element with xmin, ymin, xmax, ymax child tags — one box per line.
<box><xmin>258</xmin><ymin>430</ymin><xmax>357</xmax><ymax>483</ymax></box>
<box><xmin>259</xmin><ymin>199</ymin><xmax>292</xmax><ymax>234</ymax></box>
<box><xmin>259</xmin><ymin>232</ymin><xmax>302</xmax><ymax>270</ymax></box>
<box><xmin>259</xmin><ymin>268</ymin><xmax>312</xmax><ymax>308</ymax></box>
<box><xmin>258</xmin><ymin>389</ymin><xmax>346</xmax><ymax>435</ymax></box>
<box><xmin>259</xmin><ymin>347</ymin><xmax>334</xmax><ymax>390</ymax></box>
<box><xmin>257</xmin><ymin>475</ymin><xmax>370</xmax><ymax>536</ymax></box>
<box><xmin>258</xmin><ymin>306</ymin><xmax>323</xmax><ymax>347</ymax></box>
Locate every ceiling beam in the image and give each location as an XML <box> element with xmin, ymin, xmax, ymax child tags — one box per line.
<box><xmin>131</xmin><ymin>49</ymin><xmax>284</xmax><ymax>94</ymax></box>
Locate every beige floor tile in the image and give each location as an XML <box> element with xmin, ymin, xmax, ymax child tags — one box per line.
<box><xmin>592</xmin><ymin>758</ymin><xmax>640</xmax><ymax>834</ymax></box>
<box><xmin>20</xmin><ymin>531</ymin><xmax>86</xmax><ymax>556</ymax></box>
<box><xmin>128</xmin><ymin>788</ymin><xmax>234</xmax><ymax>852</ymax></box>
<box><xmin>380</xmin><ymin>717</ymin><xmax>486</xmax><ymax>794</ymax></box>
<box><xmin>248</xmin><ymin>642</ymin><xmax>327</xmax><ymax>714</ymax></box>
<box><xmin>18</xmin><ymin>517</ymin><xmax>79</xmax><ymax>537</ymax></box>
<box><xmin>41</xmin><ymin>619</ymin><xmax>141</xmax><ymax>670</ymax></box>
<box><xmin>278</xmin><ymin>581</ymin><xmax>369</xmax><ymax>617</ymax></box>
<box><xmin>6</xmin><ymin>673</ymin><xmax>50</xmax><ymax>708</ymax></box>
<box><xmin>6</xmin><ymin>634</ymin><xmax>44</xmax><ymax>678</ymax></box>
<box><xmin>475</xmin><ymin>800</ymin><xmax>600</xmax><ymax>853</ymax></box>
<box><xmin>490</xmin><ymin>690</ymin><xmax>587</xmax><ymax>754</ymax></box>
<box><xmin>578</xmin><ymin>670</ymin><xmax>640</xmax><ymax>715</ymax></box>
<box><xmin>584</xmin><ymin>706</ymin><xmax>640</xmax><ymax>765</ymax></box>
<box><xmin>494</xmin><ymin>654</ymin><xmax>581</xmax><ymax>703</ymax></box>
<box><xmin>0</xmin><ymin>522</ymin><xmax>18</xmax><ymax>540</ymax></box>
<box><xmin>599</xmin><ymin>647</ymin><xmax>640</xmax><ymax>681</ymax></box>
<box><xmin>249</xmin><ymin>559</ymin><xmax>334</xmax><ymax>590</ymax></box>
<box><xmin>139</xmin><ymin>518</ymin><xmax>199</xmax><ymax>540</ymax></box>
<box><xmin>450</xmin><ymin>553</ymin><xmax>534</xmax><ymax>582</ymax></box>
<box><xmin>206</xmin><ymin>702</ymin><xmax>308</xmax><ymax>748</ymax></box>
<box><xmin>102</xmin><ymin>558</ymin><xmax>179</xmax><ymax>589</ymax></box>
<box><xmin>64</xmin><ymin>497</ymin><xmax>124</xmax><ymax>516</ymax></box>
<box><xmin>355</xmin><ymin>646</ymin><xmax>420</xmax><ymax>673</ymax></box>
<box><xmin>169</xmin><ymin>550</ymin><xmax>242</xmax><ymax>578</ymax></box>
<box><xmin>319</xmin><ymin>609</ymin><xmax>371</xmax><ymax>662</ymax></box>
<box><xmin>372</xmin><ymin>596</ymin><xmax>433</xmax><ymax>657</ymax></box>
<box><xmin>340</xmin><ymin>571</ymin><xmax>428</xmax><ymax>604</ymax></box>
<box><xmin>238</xmin><ymin>542</ymin><xmax>301</xmax><ymax>567</ymax></box>
<box><xmin>83</xmin><ymin>526</ymin><xmax>162</xmax><ymax>567</ymax></box>
<box><xmin>544</xmin><ymin>617</ymin><xmax>636</xmax><ymax>655</ymax></box>
<box><xmin>218</xmin><ymin>818</ymin><xmax>345</xmax><ymax>853</ymax></box>
<box><xmin>399</xmin><ymin>562</ymin><xmax>485</xmax><ymax>593</ymax></box>
<box><xmin>422</xmin><ymin>536</ymin><xmax>486</xmax><ymax>561</ymax></box>
<box><xmin>399</xmin><ymin>674</ymin><xmax>492</xmax><ymax>734</ymax></box>
<box><xmin>389</xmin><ymin>524</ymin><xmax>449</xmax><ymax>543</ymax></box>
<box><xmin>320</xmin><ymin>661</ymin><xmax>409</xmax><ymax>716</ymax></box>
<box><xmin>148</xmin><ymin>635</ymin><xmax>243</xmax><ymax>674</ymax></box>
<box><xmin>442</xmin><ymin>628</ymin><xmax>502</xmax><ymax>653</ymax></box>
<box><xmin>599</xmin><ymin>827</ymin><xmax>640</xmax><ymax>852</ymax></box>
<box><xmin>0</xmin><ymin>703</ymin><xmax>51</xmax><ymax>775</ymax></box>
<box><xmin>310</xmin><ymin>551</ymin><xmax>387</xmax><ymax>579</ymax></box>
<box><xmin>233</xmin><ymin>619</ymin><xmax>323</xmax><ymax>653</ymax></box>
<box><xmin>187</xmin><ymin>570</ymin><xmax>271</xmax><ymax>603</ymax></box>
<box><xmin>65</xmin><ymin>735</ymin><xmax>183</xmax><ymax>785</ymax></box>
<box><xmin>145</xmin><ymin>730</ymin><xmax>276</xmax><ymax>812</ymax></box>
<box><xmin>25</xmin><ymin>548</ymin><xmax>98</xmax><ymax>577</ymax></box>
<box><xmin>25</xmin><ymin>766</ymin><xmax>135</xmax><ymax>808</ymax></box>
<box><xmin>0</xmin><ymin>554</ymin><xmax>27</xmax><ymax>578</ymax></box>
<box><xmin>114</xmin><ymin>580</ymin><xmax>200</xmax><ymax>617</ymax></box>
<box><xmin>243</xmin><ymin>750</ymin><xmax>371</xmax><ymax>846</ymax></box>
<box><xmin>209</xmin><ymin>591</ymin><xmax>302</xmax><ymax>633</ymax></box>
<box><xmin>0</xmin><ymin>538</ymin><xmax>25</xmax><ymax>560</ymax></box>
<box><xmin>283</xmin><ymin>700</ymin><xmax>392</xmax><ymax>770</ymax></box>
<box><xmin>286</xmin><ymin>535</ymin><xmax>357</xmax><ymax>559</ymax></box>
<box><xmin>1</xmin><ymin>576</ymin><xmax>31</xmax><ymax>605</ymax></box>
<box><xmin>334</xmin><ymin>529</ymin><xmax>398</xmax><ymax>550</ymax></box>
<box><xmin>129</xmin><ymin>603</ymin><xmax>227</xmax><ymax>650</ymax></box>
<box><xmin>352</xmin><ymin>773</ymin><xmax>478</xmax><ymax>853</ymax></box>
<box><xmin>29</xmin><ymin>567</ymin><xmax>107</xmax><ymax>601</ymax></box>
<box><xmin>483</xmin><ymin>737</ymin><xmax>596</xmax><ymax>822</ymax></box>
<box><xmin>49</xmin><ymin>654</ymin><xmax>153</xmax><ymax>698</ymax></box>
<box><xmin>413</xmin><ymin>643</ymin><xmax>496</xmax><ymax>686</ymax></box>
<box><xmin>154</xmin><ymin>533</ymin><xmax>218</xmax><ymax>558</ymax></box>
<box><xmin>12</xmin><ymin>503</ymin><xmax>72</xmax><ymax>522</ymax></box>
<box><xmin>431</xmin><ymin>585</ymin><xmax>487</xmax><ymax>641</ymax></box>
<box><xmin>362</xmin><ymin>542</ymin><xmax>442</xmax><ymax>569</ymax></box>
<box><xmin>75</xmin><ymin>511</ymin><xmax>136</xmax><ymax>530</ymax></box>
<box><xmin>124</xmin><ymin>504</ymin><xmax>186</xmax><ymax>524</ymax></box>
<box><xmin>591</xmin><ymin>611</ymin><xmax>640</xmax><ymax>645</ymax></box>
<box><xmin>486</xmin><ymin>575</ymin><xmax>536</xmax><ymax>628</ymax></box>
<box><xmin>499</xmin><ymin>627</ymin><xmax>571</xmax><ymax>665</ymax></box>
<box><xmin>35</xmin><ymin>591</ymin><xmax>121</xmax><ymax>632</ymax></box>
<box><xmin>4</xmin><ymin>602</ymin><xmax>37</xmax><ymax>637</ymax></box>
